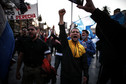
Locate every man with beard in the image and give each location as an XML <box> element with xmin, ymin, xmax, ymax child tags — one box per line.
<box><xmin>80</xmin><ymin>30</ymin><xmax>96</xmax><ymax>84</ymax></box>
<box><xmin>58</xmin><ymin>9</ymin><xmax>88</xmax><ymax>84</ymax></box>
<box><xmin>16</xmin><ymin>25</ymin><xmax>51</xmax><ymax>84</ymax></box>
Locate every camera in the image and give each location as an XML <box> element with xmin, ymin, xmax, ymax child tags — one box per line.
<box><xmin>69</xmin><ymin>0</ymin><xmax>84</xmax><ymax>6</ymax></box>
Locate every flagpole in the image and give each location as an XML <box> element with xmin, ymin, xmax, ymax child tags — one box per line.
<box><xmin>37</xmin><ymin>0</ymin><xmax>38</xmax><ymax>17</ymax></box>
<box><xmin>78</xmin><ymin>15</ymin><xmax>81</xmax><ymax>19</ymax></box>
<box><xmin>71</xmin><ymin>2</ymin><xmax>73</xmax><ymax>24</ymax></box>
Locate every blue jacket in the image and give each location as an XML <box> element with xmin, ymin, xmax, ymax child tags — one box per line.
<box><xmin>80</xmin><ymin>39</ymin><xmax>96</xmax><ymax>66</ymax></box>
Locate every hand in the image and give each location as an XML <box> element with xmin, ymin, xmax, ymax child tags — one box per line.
<box><xmin>16</xmin><ymin>71</ymin><xmax>21</xmax><ymax>80</ymax></box>
<box><xmin>59</xmin><ymin>9</ymin><xmax>66</xmax><ymax>25</ymax></box>
<box><xmin>59</xmin><ymin>9</ymin><xmax>66</xmax><ymax>17</ymax></box>
<box><xmin>83</xmin><ymin>76</ymin><xmax>87</xmax><ymax>84</ymax></box>
<box><xmin>77</xmin><ymin>0</ymin><xmax>96</xmax><ymax>13</ymax></box>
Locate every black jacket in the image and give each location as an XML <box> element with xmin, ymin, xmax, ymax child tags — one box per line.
<box><xmin>59</xmin><ymin>23</ymin><xmax>88</xmax><ymax>80</ymax></box>
<box><xmin>91</xmin><ymin>9</ymin><xmax>126</xmax><ymax>67</ymax></box>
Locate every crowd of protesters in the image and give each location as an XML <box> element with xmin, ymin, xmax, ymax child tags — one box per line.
<box><xmin>1</xmin><ymin>0</ymin><xmax>126</xmax><ymax>84</ymax></box>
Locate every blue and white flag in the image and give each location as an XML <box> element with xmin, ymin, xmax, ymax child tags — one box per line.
<box><xmin>0</xmin><ymin>5</ymin><xmax>15</xmax><ymax>80</ymax></box>
<box><xmin>73</xmin><ymin>16</ymin><xmax>96</xmax><ymax>38</ymax></box>
<box><xmin>111</xmin><ymin>12</ymin><xmax>126</xmax><ymax>25</ymax></box>
<box><xmin>73</xmin><ymin>19</ymin><xmax>84</xmax><ymax>34</ymax></box>
<box><xmin>86</xmin><ymin>25</ymin><xmax>96</xmax><ymax>39</ymax></box>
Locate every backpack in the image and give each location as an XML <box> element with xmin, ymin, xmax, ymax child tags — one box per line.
<box><xmin>41</xmin><ymin>58</ymin><xmax>57</xmax><ymax>83</ymax></box>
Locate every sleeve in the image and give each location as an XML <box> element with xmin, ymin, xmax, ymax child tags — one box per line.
<box><xmin>51</xmin><ymin>34</ymin><xmax>60</xmax><ymax>41</ymax></box>
<box><xmin>43</xmin><ymin>41</ymin><xmax>51</xmax><ymax>55</ymax></box>
<box><xmin>0</xmin><ymin>4</ymin><xmax>6</xmax><ymax>36</ymax></box>
<box><xmin>86</xmin><ymin>42</ymin><xmax>96</xmax><ymax>55</ymax></box>
<box><xmin>59</xmin><ymin>23</ymin><xmax>69</xmax><ymax>49</ymax></box>
<box><xmin>81</xmin><ymin>53</ymin><xmax>88</xmax><ymax>78</ymax></box>
<box><xmin>91</xmin><ymin>8</ymin><xmax>126</xmax><ymax>48</ymax></box>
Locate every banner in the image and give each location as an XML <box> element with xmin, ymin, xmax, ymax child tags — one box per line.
<box><xmin>5</xmin><ymin>3</ymin><xmax>38</xmax><ymax>20</ymax></box>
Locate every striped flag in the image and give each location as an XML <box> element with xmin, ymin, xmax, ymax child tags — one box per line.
<box><xmin>0</xmin><ymin>5</ymin><xmax>15</xmax><ymax>80</ymax></box>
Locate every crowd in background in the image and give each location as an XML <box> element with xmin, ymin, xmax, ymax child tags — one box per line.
<box><xmin>0</xmin><ymin>0</ymin><xmax>126</xmax><ymax>84</ymax></box>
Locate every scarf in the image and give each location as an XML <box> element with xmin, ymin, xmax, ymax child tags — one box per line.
<box><xmin>68</xmin><ymin>40</ymin><xmax>86</xmax><ymax>58</ymax></box>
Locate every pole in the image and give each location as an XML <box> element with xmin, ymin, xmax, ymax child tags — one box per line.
<box><xmin>37</xmin><ymin>0</ymin><xmax>39</xmax><ymax>17</ymax></box>
<box><xmin>71</xmin><ymin>2</ymin><xmax>73</xmax><ymax>24</ymax></box>
<box><xmin>37</xmin><ymin>0</ymin><xmax>39</xmax><ymax>27</ymax></box>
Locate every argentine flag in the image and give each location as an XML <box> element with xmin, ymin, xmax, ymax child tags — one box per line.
<box><xmin>73</xmin><ymin>18</ymin><xmax>84</xmax><ymax>34</ymax></box>
<box><xmin>0</xmin><ymin>5</ymin><xmax>15</xmax><ymax>80</ymax></box>
<box><xmin>73</xmin><ymin>16</ymin><xmax>96</xmax><ymax>38</ymax></box>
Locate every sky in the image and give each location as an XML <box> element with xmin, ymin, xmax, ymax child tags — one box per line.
<box><xmin>25</xmin><ymin>0</ymin><xmax>126</xmax><ymax>34</ymax></box>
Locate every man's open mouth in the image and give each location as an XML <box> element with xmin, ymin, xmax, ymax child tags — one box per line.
<box><xmin>73</xmin><ymin>36</ymin><xmax>77</xmax><ymax>38</ymax></box>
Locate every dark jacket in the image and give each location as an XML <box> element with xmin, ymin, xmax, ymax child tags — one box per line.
<box><xmin>51</xmin><ymin>34</ymin><xmax>62</xmax><ymax>54</ymax></box>
<box><xmin>20</xmin><ymin>38</ymin><xmax>51</xmax><ymax>67</ymax></box>
<box><xmin>91</xmin><ymin>9</ymin><xmax>126</xmax><ymax>67</ymax></box>
<box><xmin>59</xmin><ymin>23</ymin><xmax>88</xmax><ymax>80</ymax></box>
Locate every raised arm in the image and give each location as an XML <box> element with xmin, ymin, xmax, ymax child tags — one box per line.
<box><xmin>58</xmin><ymin>9</ymin><xmax>69</xmax><ymax>48</ymax></box>
<box><xmin>59</xmin><ymin>9</ymin><xmax>66</xmax><ymax>25</ymax></box>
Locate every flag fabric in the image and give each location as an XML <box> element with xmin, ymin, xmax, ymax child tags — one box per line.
<box><xmin>111</xmin><ymin>12</ymin><xmax>126</xmax><ymax>25</ymax></box>
<box><xmin>81</xmin><ymin>16</ymin><xmax>95</xmax><ymax>26</ymax></box>
<box><xmin>73</xmin><ymin>19</ymin><xmax>84</xmax><ymax>34</ymax></box>
<box><xmin>86</xmin><ymin>25</ymin><xmax>96</xmax><ymax>39</ymax></box>
<box><xmin>0</xmin><ymin>5</ymin><xmax>15</xmax><ymax>80</ymax></box>
<box><xmin>73</xmin><ymin>16</ymin><xmax>96</xmax><ymax>38</ymax></box>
